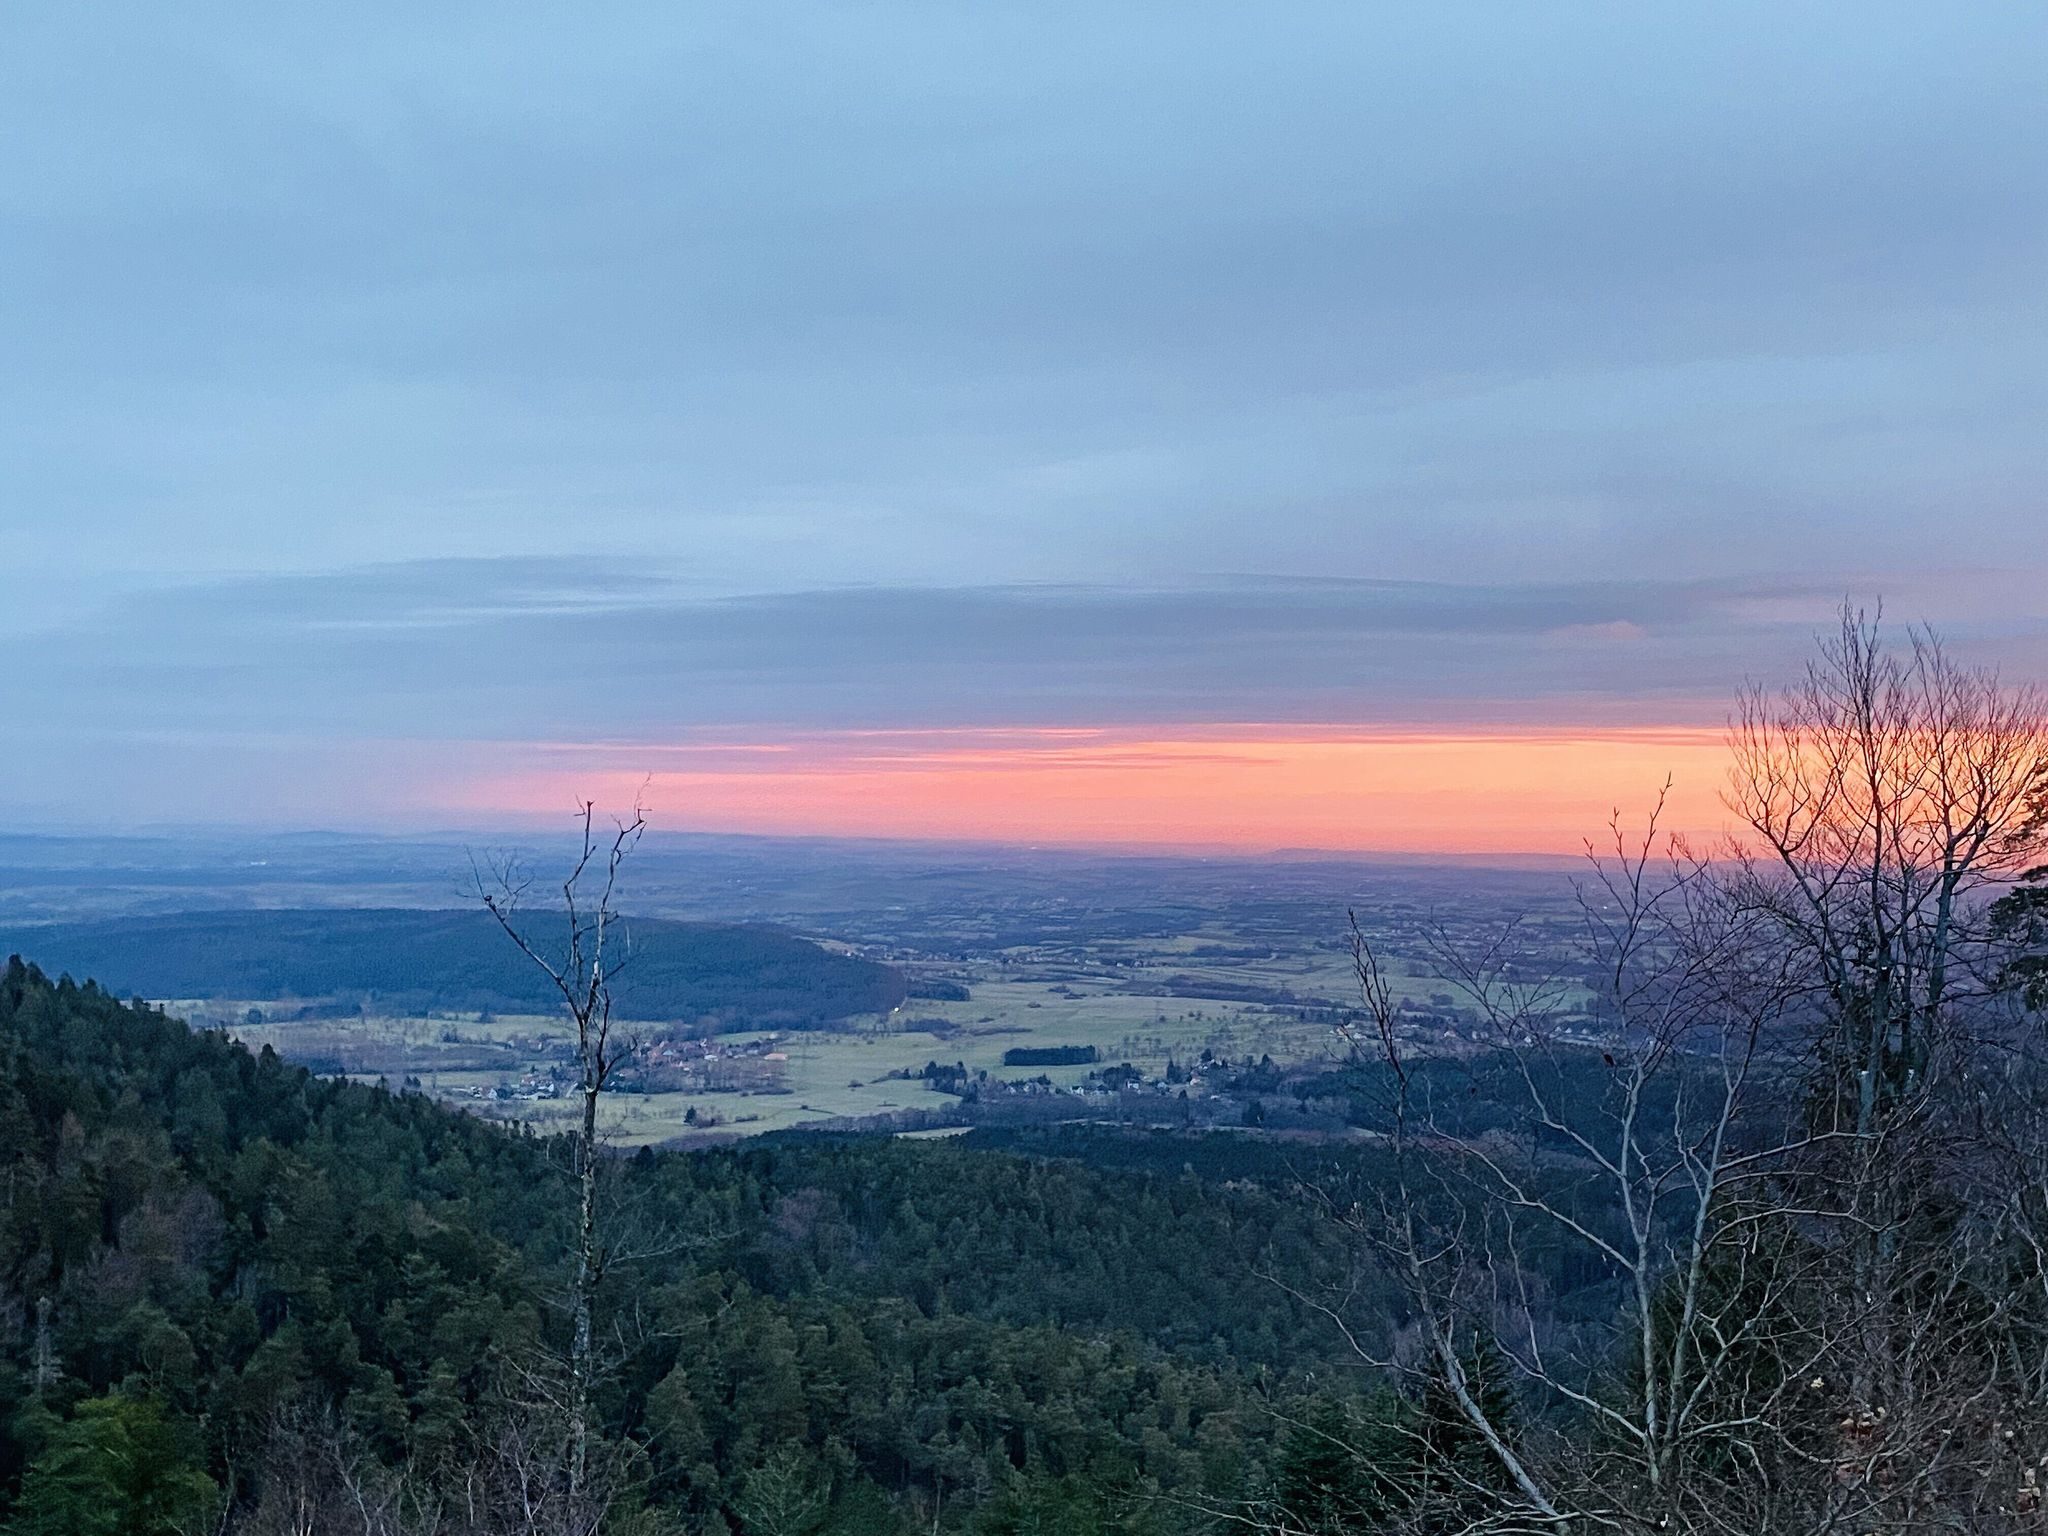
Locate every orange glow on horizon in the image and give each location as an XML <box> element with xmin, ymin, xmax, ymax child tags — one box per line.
<box><xmin>445</xmin><ymin>725</ymin><xmax>1739</xmax><ymax>856</ymax></box>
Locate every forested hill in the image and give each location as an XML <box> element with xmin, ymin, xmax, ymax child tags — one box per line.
<box><xmin>0</xmin><ymin>908</ymin><xmax>905</xmax><ymax>1026</ymax></box>
<box><xmin>0</xmin><ymin>953</ymin><xmax>1529</xmax><ymax>1534</ymax></box>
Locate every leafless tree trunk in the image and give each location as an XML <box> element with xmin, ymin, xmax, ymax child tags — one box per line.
<box><xmin>31</xmin><ymin>1293</ymin><xmax>55</xmax><ymax>1395</ymax></box>
<box><xmin>477</xmin><ymin>798</ymin><xmax>647</xmax><ymax>1516</ymax></box>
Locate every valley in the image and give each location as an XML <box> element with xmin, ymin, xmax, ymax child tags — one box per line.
<box><xmin>0</xmin><ymin>830</ymin><xmax>1593</xmax><ymax>1144</ymax></box>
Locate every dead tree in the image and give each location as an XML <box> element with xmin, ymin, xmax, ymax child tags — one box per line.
<box><xmin>476</xmin><ymin>799</ymin><xmax>646</xmax><ymax>1517</ymax></box>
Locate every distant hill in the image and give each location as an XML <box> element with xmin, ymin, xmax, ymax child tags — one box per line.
<box><xmin>0</xmin><ymin>906</ymin><xmax>905</xmax><ymax>1026</ymax></box>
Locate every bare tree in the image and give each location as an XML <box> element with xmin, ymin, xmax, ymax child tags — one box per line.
<box><xmin>476</xmin><ymin>798</ymin><xmax>648</xmax><ymax>1514</ymax></box>
<box><xmin>1289</xmin><ymin>612</ymin><xmax>2048</xmax><ymax>1534</ymax></box>
<box><xmin>1722</xmin><ymin>607</ymin><xmax>2048</xmax><ymax>1526</ymax></box>
<box><xmin>1724</xmin><ymin>604</ymin><xmax>2048</xmax><ymax>1140</ymax></box>
<box><xmin>229</xmin><ymin>1410</ymin><xmax>411</xmax><ymax>1536</ymax></box>
<box><xmin>1301</xmin><ymin>803</ymin><xmax>1841</xmax><ymax>1534</ymax></box>
<box><xmin>226</xmin><ymin>1397</ymin><xmax>644</xmax><ymax>1536</ymax></box>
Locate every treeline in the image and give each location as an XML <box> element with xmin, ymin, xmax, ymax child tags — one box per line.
<box><xmin>0</xmin><ymin>909</ymin><xmax>905</xmax><ymax>1027</ymax></box>
<box><xmin>998</xmin><ymin>1045</ymin><xmax>1095</xmax><ymax>1067</ymax></box>
<box><xmin>0</xmin><ymin>956</ymin><xmax>1539</xmax><ymax>1534</ymax></box>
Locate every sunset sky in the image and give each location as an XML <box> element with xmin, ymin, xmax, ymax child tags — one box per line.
<box><xmin>6</xmin><ymin>5</ymin><xmax>2046</xmax><ymax>852</ymax></box>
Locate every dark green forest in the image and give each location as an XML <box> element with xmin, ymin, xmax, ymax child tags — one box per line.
<box><xmin>0</xmin><ymin>955</ymin><xmax>1546</xmax><ymax>1535</ymax></box>
<box><xmin>0</xmin><ymin>911</ymin><xmax>905</xmax><ymax>1027</ymax></box>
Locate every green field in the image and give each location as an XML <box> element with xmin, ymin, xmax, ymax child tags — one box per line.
<box><xmin>192</xmin><ymin>918</ymin><xmax>1504</xmax><ymax>1145</ymax></box>
<box><xmin>223</xmin><ymin>992</ymin><xmax>1337</xmax><ymax>1144</ymax></box>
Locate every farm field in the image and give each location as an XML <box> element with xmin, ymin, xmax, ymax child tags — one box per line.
<box><xmin>200</xmin><ymin>921</ymin><xmax>1525</xmax><ymax>1144</ymax></box>
<box><xmin>211</xmin><ymin>987</ymin><xmax>1340</xmax><ymax>1145</ymax></box>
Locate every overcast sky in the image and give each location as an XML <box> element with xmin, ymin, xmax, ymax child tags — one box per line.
<box><xmin>5</xmin><ymin>4</ymin><xmax>2045</xmax><ymax>836</ymax></box>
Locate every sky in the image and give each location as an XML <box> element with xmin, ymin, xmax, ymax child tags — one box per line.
<box><xmin>4</xmin><ymin>4</ymin><xmax>2046</xmax><ymax>852</ymax></box>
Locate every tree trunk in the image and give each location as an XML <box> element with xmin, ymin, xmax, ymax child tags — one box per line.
<box><xmin>569</xmin><ymin>1076</ymin><xmax>599</xmax><ymax>1508</ymax></box>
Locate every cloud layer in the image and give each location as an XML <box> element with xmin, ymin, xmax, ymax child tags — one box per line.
<box><xmin>4</xmin><ymin>5</ymin><xmax>2046</xmax><ymax>832</ymax></box>
<box><xmin>14</xmin><ymin>563</ymin><xmax>1843</xmax><ymax>741</ymax></box>
<box><xmin>16</xmin><ymin>558</ymin><xmax>2042</xmax><ymax>838</ymax></box>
